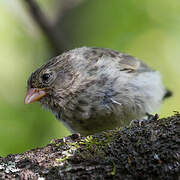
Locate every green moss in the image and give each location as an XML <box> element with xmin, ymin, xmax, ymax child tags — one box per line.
<box><xmin>79</xmin><ymin>135</ymin><xmax>109</xmax><ymax>152</ymax></box>
<box><xmin>52</xmin><ymin>129</ymin><xmax>124</xmax><ymax>164</ymax></box>
<box><xmin>55</xmin><ymin>142</ymin><xmax>63</xmax><ymax>146</ymax></box>
<box><xmin>110</xmin><ymin>160</ymin><xmax>116</xmax><ymax>176</ymax></box>
<box><xmin>56</xmin><ymin>157</ymin><xmax>69</xmax><ymax>163</ymax></box>
<box><xmin>136</xmin><ymin>138</ymin><xmax>141</xmax><ymax>146</ymax></box>
<box><xmin>66</xmin><ymin>142</ymin><xmax>80</xmax><ymax>149</ymax></box>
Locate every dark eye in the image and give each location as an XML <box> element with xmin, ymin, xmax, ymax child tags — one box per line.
<box><xmin>41</xmin><ymin>73</ymin><xmax>51</xmax><ymax>82</ymax></box>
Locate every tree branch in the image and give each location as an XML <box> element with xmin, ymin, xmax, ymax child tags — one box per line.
<box><xmin>53</xmin><ymin>0</ymin><xmax>84</xmax><ymax>25</ymax></box>
<box><xmin>0</xmin><ymin>113</ymin><xmax>180</xmax><ymax>179</ymax></box>
<box><xmin>24</xmin><ymin>0</ymin><xmax>67</xmax><ymax>55</ymax></box>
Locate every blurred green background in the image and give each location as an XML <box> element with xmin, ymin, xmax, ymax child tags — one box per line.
<box><xmin>0</xmin><ymin>0</ymin><xmax>179</xmax><ymax>156</ymax></box>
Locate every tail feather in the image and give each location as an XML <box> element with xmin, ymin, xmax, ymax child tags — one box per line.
<box><xmin>163</xmin><ymin>89</ymin><xmax>173</xmax><ymax>100</ymax></box>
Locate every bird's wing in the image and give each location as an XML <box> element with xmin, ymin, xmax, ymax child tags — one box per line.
<box><xmin>118</xmin><ymin>54</ymin><xmax>153</xmax><ymax>73</ymax></box>
<box><xmin>87</xmin><ymin>47</ymin><xmax>153</xmax><ymax>73</ymax></box>
<box><xmin>118</xmin><ymin>56</ymin><xmax>141</xmax><ymax>72</ymax></box>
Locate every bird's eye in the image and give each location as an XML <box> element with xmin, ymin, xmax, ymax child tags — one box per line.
<box><xmin>41</xmin><ymin>73</ymin><xmax>51</xmax><ymax>82</ymax></box>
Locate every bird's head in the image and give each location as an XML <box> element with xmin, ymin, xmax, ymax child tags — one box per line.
<box><xmin>24</xmin><ymin>54</ymin><xmax>76</xmax><ymax>106</ymax></box>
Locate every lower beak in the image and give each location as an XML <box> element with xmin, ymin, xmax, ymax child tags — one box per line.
<box><xmin>24</xmin><ymin>88</ymin><xmax>46</xmax><ymax>104</ymax></box>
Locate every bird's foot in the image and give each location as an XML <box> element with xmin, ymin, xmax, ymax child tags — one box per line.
<box><xmin>146</xmin><ymin>113</ymin><xmax>159</xmax><ymax>122</ymax></box>
<box><xmin>62</xmin><ymin>133</ymin><xmax>81</xmax><ymax>143</ymax></box>
<box><xmin>130</xmin><ymin>113</ymin><xmax>159</xmax><ymax>126</ymax></box>
<box><xmin>71</xmin><ymin>133</ymin><xmax>81</xmax><ymax>140</ymax></box>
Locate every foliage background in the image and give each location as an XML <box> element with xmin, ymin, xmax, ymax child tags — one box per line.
<box><xmin>0</xmin><ymin>0</ymin><xmax>179</xmax><ymax>156</ymax></box>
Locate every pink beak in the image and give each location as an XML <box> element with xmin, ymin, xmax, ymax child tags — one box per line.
<box><xmin>24</xmin><ymin>88</ymin><xmax>46</xmax><ymax>104</ymax></box>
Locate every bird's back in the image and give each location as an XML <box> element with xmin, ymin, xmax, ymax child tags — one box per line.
<box><xmin>55</xmin><ymin>47</ymin><xmax>167</xmax><ymax>135</ymax></box>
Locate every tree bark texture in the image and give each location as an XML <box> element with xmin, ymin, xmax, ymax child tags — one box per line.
<box><xmin>0</xmin><ymin>113</ymin><xmax>180</xmax><ymax>180</ymax></box>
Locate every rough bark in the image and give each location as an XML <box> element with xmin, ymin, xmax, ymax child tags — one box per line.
<box><xmin>0</xmin><ymin>113</ymin><xmax>180</xmax><ymax>180</ymax></box>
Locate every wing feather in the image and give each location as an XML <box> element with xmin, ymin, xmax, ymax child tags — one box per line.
<box><xmin>85</xmin><ymin>47</ymin><xmax>153</xmax><ymax>73</ymax></box>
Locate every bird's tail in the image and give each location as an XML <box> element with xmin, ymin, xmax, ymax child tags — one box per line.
<box><xmin>163</xmin><ymin>89</ymin><xmax>173</xmax><ymax>100</ymax></box>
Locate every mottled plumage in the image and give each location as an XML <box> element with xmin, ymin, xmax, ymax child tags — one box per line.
<box><xmin>25</xmin><ymin>47</ymin><xmax>170</xmax><ymax>135</ymax></box>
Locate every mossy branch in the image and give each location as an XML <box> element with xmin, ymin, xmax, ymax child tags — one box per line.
<box><xmin>0</xmin><ymin>113</ymin><xmax>180</xmax><ymax>179</ymax></box>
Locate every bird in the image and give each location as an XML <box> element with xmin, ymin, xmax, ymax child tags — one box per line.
<box><xmin>25</xmin><ymin>47</ymin><xmax>171</xmax><ymax>136</ymax></box>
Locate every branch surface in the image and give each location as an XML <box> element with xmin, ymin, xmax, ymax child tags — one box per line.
<box><xmin>0</xmin><ymin>113</ymin><xmax>180</xmax><ymax>179</ymax></box>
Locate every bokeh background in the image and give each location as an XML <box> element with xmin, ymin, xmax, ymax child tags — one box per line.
<box><xmin>0</xmin><ymin>0</ymin><xmax>179</xmax><ymax>156</ymax></box>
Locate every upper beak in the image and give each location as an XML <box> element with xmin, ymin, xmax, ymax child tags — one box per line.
<box><xmin>24</xmin><ymin>88</ymin><xmax>46</xmax><ymax>104</ymax></box>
